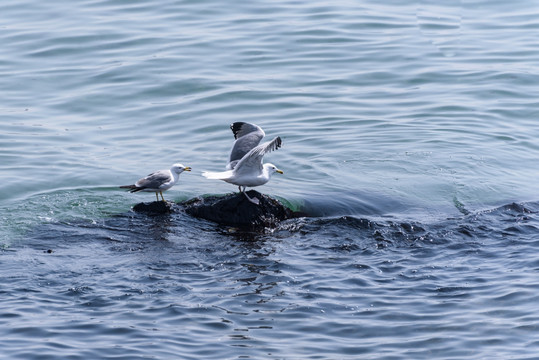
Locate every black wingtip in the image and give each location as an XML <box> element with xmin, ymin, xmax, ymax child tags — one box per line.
<box><xmin>275</xmin><ymin>136</ymin><xmax>282</xmax><ymax>149</ymax></box>
<box><xmin>230</xmin><ymin>122</ymin><xmax>247</xmax><ymax>139</ymax></box>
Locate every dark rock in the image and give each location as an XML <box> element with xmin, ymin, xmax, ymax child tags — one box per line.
<box><xmin>181</xmin><ymin>190</ymin><xmax>298</xmax><ymax>229</ymax></box>
<box><xmin>133</xmin><ymin>201</ymin><xmax>175</xmax><ymax>214</ymax></box>
<box><xmin>131</xmin><ymin>191</ymin><xmax>302</xmax><ymax>229</ymax></box>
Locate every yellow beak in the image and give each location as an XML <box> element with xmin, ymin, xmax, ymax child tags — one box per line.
<box><xmin>276</xmin><ymin>169</ymin><xmax>284</xmax><ymax>174</ymax></box>
<box><xmin>185</xmin><ymin>167</ymin><xmax>192</xmax><ymax>171</ymax></box>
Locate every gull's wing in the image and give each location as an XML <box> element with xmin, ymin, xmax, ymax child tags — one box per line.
<box><xmin>234</xmin><ymin>136</ymin><xmax>282</xmax><ymax>176</ymax></box>
<box><xmin>227</xmin><ymin>122</ymin><xmax>265</xmax><ymax>170</ymax></box>
<box><xmin>135</xmin><ymin>170</ymin><xmax>172</xmax><ymax>189</ymax></box>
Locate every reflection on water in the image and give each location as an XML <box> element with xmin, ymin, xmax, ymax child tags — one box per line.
<box><xmin>417</xmin><ymin>0</ymin><xmax>462</xmax><ymax>57</ymax></box>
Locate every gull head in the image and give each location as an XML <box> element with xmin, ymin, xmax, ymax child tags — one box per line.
<box><xmin>264</xmin><ymin>163</ymin><xmax>284</xmax><ymax>175</ymax></box>
<box><xmin>171</xmin><ymin>163</ymin><xmax>192</xmax><ymax>174</ymax></box>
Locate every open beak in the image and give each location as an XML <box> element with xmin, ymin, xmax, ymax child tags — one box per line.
<box><xmin>276</xmin><ymin>169</ymin><xmax>284</xmax><ymax>174</ymax></box>
<box><xmin>185</xmin><ymin>167</ymin><xmax>192</xmax><ymax>172</ymax></box>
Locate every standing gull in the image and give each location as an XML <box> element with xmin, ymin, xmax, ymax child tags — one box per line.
<box><xmin>120</xmin><ymin>163</ymin><xmax>191</xmax><ymax>202</ymax></box>
<box><xmin>202</xmin><ymin>122</ymin><xmax>283</xmax><ymax>205</ymax></box>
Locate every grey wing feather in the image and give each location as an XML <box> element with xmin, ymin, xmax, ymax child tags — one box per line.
<box><xmin>135</xmin><ymin>170</ymin><xmax>171</xmax><ymax>189</ymax></box>
<box><xmin>234</xmin><ymin>136</ymin><xmax>282</xmax><ymax>175</ymax></box>
<box><xmin>227</xmin><ymin>122</ymin><xmax>265</xmax><ymax>169</ymax></box>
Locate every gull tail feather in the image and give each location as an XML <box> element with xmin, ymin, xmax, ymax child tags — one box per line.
<box><xmin>202</xmin><ymin>170</ymin><xmax>233</xmax><ymax>180</ymax></box>
<box><xmin>119</xmin><ymin>184</ymin><xmax>142</xmax><ymax>193</ymax></box>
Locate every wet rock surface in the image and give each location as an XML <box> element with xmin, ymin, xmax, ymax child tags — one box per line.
<box><xmin>132</xmin><ymin>190</ymin><xmax>302</xmax><ymax>228</ymax></box>
<box><xmin>182</xmin><ymin>190</ymin><xmax>299</xmax><ymax>228</ymax></box>
<box><xmin>132</xmin><ymin>200</ymin><xmax>176</xmax><ymax>214</ymax></box>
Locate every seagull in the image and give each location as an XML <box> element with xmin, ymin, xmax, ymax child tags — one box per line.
<box><xmin>202</xmin><ymin>122</ymin><xmax>283</xmax><ymax>205</ymax></box>
<box><xmin>120</xmin><ymin>163</ymin><xmax>191</xmax><ymax>202</ymax></box>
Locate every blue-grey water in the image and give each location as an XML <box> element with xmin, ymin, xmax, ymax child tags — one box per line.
<box><xmin>1</xmin><ymin>0</ymin><xmax>539</xmax><ymax>358</ymax></box>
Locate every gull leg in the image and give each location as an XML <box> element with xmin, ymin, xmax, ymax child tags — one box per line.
<box><xmin>155</xmin><ymin>192</ymin><xmax>159</xmax><ymax>201</ymax></box>
<box><xmin>160</xmin><ymin>191</ymin><xmax>166</xmax><ymax>202</ymax></box>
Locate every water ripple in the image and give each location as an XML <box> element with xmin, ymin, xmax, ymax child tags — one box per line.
<box><xmin>6</xmin><ymin>201</ymin><xmax>537</xmax><ymax>357</ymax></box>
<box><xmin>2</xmin><ymin>0</ymin><xmax>539</xmax><ymax>358</ymax></box>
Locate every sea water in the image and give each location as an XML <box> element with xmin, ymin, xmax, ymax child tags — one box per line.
<box><xmin>1</xmin><ymin>0</ymin><xmax>539</xmax><ymax>358</ymax></box>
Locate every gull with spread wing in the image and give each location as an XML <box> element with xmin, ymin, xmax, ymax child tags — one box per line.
<box><xmin>203</xmin><ymin>122</ymin><xmax>283</xmax><ymax>204</ymax></box>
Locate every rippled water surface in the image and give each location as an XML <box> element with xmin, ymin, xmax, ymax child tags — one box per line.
<box><xmin>1</xmin><ymin>0</ymin><xmax>539</xmax><ymax>358</ymax></box>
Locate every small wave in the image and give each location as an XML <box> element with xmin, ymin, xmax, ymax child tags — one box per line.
<box><xmin>275</xmin><ymin>200</ymin><xmax>539</xmax><ymax>247</ymax></box>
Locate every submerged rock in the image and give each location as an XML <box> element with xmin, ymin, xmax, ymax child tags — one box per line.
<box><xmin>131</xmin><ymin>190</ymin><xmax>300</xmax><ymax>228</ymax></box>
<box><xmin>181</xmin><ymin>190</ymin><xmax>298</xmax><ymax>229</ymax></box>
